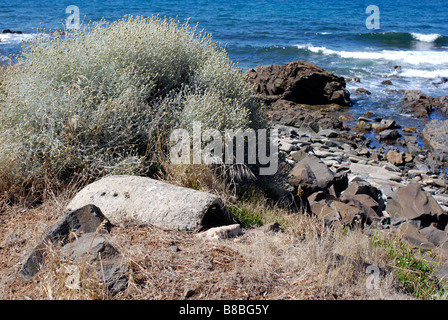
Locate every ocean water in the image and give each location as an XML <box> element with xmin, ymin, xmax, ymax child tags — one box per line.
<box><xmin>1</xmin><ymin>0</ymin><xmax>448</xmax><ymax>130</ymax></box>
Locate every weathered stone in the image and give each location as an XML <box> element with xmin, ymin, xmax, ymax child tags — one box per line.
<box><xmin>349</xmin><ymin>163</ymin><xmax>402</xmax><ymax>182</ymax></box>
<box><xmin>355</xmin><ymin>88</ymin><xmax>371</xmax><ymax>95</ymax></box>
<box><xmin>371</xmin><ymin>123</ymin><xmax>388</xmax><ymax>133</ymax></box>
<box><xmin>380</xmin><ymin>119</ymin><xmax>397</xmax><ymax>129</ymax></box>
<box><xmin>62</xmin><ymin>233</ymin><xmax>128</xmax><ymax>295</ymax></box>
<box><xmin>317</xmin><ymin>129</ymin><xmax>338</xmax><ymax>138</ymax></box>
<box><xmin>404</xmin><ymin>153</ymin><xmax>414</xmax><ymax>163</ymax></box>
<box><xmin>422</xmin><ymin>120</ymin><xmax>448</xmax><ymax>162</ymax></box>
<box><xmin>402</xmin><ymin>126</ymin><xmax>419</xmax><ymax>134</ymax></box>
<box><xmin>339</xmin><ymin>194</ymin><xmax>382</xmax><ymax>224</ymax></box>
<box><xmin>378</xmin><ymin>129</ymin><xmax>401</xmax><ymax>141</ymax></box>
<box><xmin>386</xmin><ymin>150</ymin><xmax>404</xmax><ymax>166</ymax></box>
<box><xmin>339</xmin><ymin>114</ymin><xmax>355</xmax><ymax>121</ymax></box>
<box><xmin>66</xmin><ymin>175</ymin><xmax>234</xmax><ymax>232</ymax></box>
<box><xmin>356</xmin><ymin>120</ymin><xmax>372</xmax><ymax>131</ymax></box>
<box><xmin>288</xmin><ymin>164</ymin><xmax>318</xmax><ymax>191</ymax></box>
<box><xmin>419</xmin><ymin>226</ymin><xmax>448</xmax><ymax>247</ymax></box>
<box><xmin>395</xmin><ymin>223</ymin><xmax>435</xmax><ymax>250</ymax></box>
<box><xmin>292</xmin><ymin>154</ymin><xmax>335</xmax><ymax>189</ymax></box>
<box><xmin>246</xmin><ymin>60</ymin><xmax>351</xmax><ymax>106</ymax></box>
<box><xmin>400</xmin><ymin>90</ymin><xmax>447</xmax><ymax>118</ymax></box>
<box><xmin>196</xmin><ymin>224</ymin><xmax>243</xmax><ymax>241</ymax></box>
<box><xmin>341</xmin><ymin>180</ymin><xmax>385</xmax><ymax>214</ymax></box>
<box><xmin>309</xmin><ymin>201</ymin><xmax>340</xmax><ymax>226</ymax></box>
<box><xmin>386</xmin><ymin>182</ymin><xmax>443</xmax><ymax>221</ymax></box>
<box><xmin>19</xmin><ymin>205</ymin><xmax>111</xmax><ymax>280</ymax></box>
<box><xmin>332</xmin><ymin>201</ymin><xmax>363</xmax><ymax>225</ymax></box>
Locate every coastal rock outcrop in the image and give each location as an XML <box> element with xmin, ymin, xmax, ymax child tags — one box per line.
<box><xmin>400</xmin><ymin>90</ymin><xmax>448</xmax><ymax>118</ymax></box>
<box><xmin>246</xmin><ymin>60</ymin><xmax>351</xmax><ymax>106</ymax></box>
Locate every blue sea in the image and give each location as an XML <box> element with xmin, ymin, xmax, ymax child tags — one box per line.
<box><xmin>1</xmin><ymin>0</ymin><xmax>448</xmax><ymax>131</ymax></box>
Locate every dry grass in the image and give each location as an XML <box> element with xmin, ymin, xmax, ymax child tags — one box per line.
<box><xmin>0</xmin><ymin>186</ymin><xmax>413</xmax><ymax>300</ymax></box>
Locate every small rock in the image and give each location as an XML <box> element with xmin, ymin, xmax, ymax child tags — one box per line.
<box><xmin>339</xmin><ymin>114</ymin><xmax>355</xmax><ymax>121</ymax></box>
<box><xmin>404</xmin><ymin>153</ymin><xmax>414</xmax><ymax>163</ymax></box>
<box><xmin>355</xmin><ymin>88</ymin><xmax>371</xmax><ymax>95</ymax></box>
<box><xmin>386</xmin><ymin>150</ymin><xmax>404</xmax><ymax>166</ymax></box>
<box><xmin>378</xmin><ymin>129</ymin><xmax>401</xmax><ymax>141</ymax></box>
<box><xmin>402</xmin><ymin>126</ymin><xmax>419</xmax><ymax>133</ymax></box>
<box><xmin>371</xmin><ymin>123</ymin><xmax>388</xmax><ymax>133</ymax></box>
<box><xmin>196</xmin><ymin>224</ymin><xmax>243</xmax><ymax>241</ymax></box>
<box><xmin>356</xmin><ymin>120</ymin><xmax>372</xmax><ymax>131</ymax></box>
<box><xmin>2</xmin><ymin>29</ymin><xmax>23</xmax><ymax>34</ymax></box>
<box><xmin>381</xmin><ymin>80</ymin><xmax>393</xmax><ymax>85</ymax></box>
<box><xmin>357</xmin><ymin>148</ymin><xmax>371</xmax><ymax>157</ymax></box>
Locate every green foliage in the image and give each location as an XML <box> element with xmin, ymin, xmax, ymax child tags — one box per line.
<box><xmin>372</xmin><ymin>233</ymin><xmax>447</xmax><ymax>299</ymax></box>
<box><xmin>0</xmin><ymin>15</ymin><xmax>265</xmax><ymax>199</ymax></box>
<box><xmin>229</xmin><ymin>206</ymin><xmax>264</xmax><ymax>228</ymax></box>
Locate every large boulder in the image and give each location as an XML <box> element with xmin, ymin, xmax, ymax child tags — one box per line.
<box><xmin>246</xmin><ymin>60</ymin><xmax>351</xmax><ymax>106</ymax></box>
<box><xmin>289</xmin><ymin>154</ymin><xmax>347</xmax><ymax>196</ymax></box>
<box><xmin>422</xmin><ymin>119</ymin><xmax>448</xmax><ymax>162</ymax></box>
<box><xmin>386</xmin><ymin>182</ymin><xmax>443</xmax><ymax>222</ymax></box>
<box><xmin>66</xmin><ymin>175</ymin><xmax>234</xmax><ymax>232</ymax></box>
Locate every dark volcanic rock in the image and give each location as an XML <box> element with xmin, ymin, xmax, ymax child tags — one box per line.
<box><xmin>2</xmin><ymin>29</ymin><xmax>23</xmax><ymax>34</ymax></box>
<box><xmin>354</xmin><ymin>88</ymin><xmax>371</xmax><ymax>95</ymax></box>
<box><xmin>19</xmin><ymin>205</ymin><xmax>112</xmax><ymax>280</ymax></box>
<box><xmin>267</xmin><ymin>99</ymin><xmax>345</xmax><ymax>131</ymax></box>
<box><xmin>246</xmin><ymin>60</ymin><xmax>351</xmax><ymax>106</ymax></box>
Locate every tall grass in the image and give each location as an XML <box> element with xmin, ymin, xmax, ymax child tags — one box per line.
<box><xmin>0</xmin><ymin>15</ymin><xmax>265</xmax><ymax>203</ymax></box>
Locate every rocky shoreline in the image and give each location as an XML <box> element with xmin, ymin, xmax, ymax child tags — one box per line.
<box><xmin>248</xmin><ymin>60</ymin><xmax>448</xmax><ymax>274</ymax></box>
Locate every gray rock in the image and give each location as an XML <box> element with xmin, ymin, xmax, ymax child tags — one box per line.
<box><xmin>419</xmin><ymin>226</ymin><xmax>448</xmax><ymax>247</ymax></box>
<box><xmin>349</xmin><ymin>163</ymin><xmax>402</xmax><ymax>182</ymax></box>
<box><xmin>422</xmin><ymin>120</ymin><xmax>448</xmax><ymax>162</ymax></box>
<box><xmin>66</xmin><ymin>175</ymin><xmax>234</xmax><ymax>232</ymax></box>
<box><xmin>19</xmin><ymin>205</ymin><xmax>111</xmax><ymax>280</ymax></box>
<box><xmin>62</xmin><ymin>233</ymin><xmax>128</xmax><ymax>295</ymax></box>
<box><xmin>385</xmin><ymin>182</ymin><xmax>443</xmax><ymax>221</ymax></box>
<box><xmin>403</xmin><ymin>135</ymin><xmax>422</xmax><ymax>155</ymax></box>
<box><xmin>294</xmin><ymin>154</ymin><xmax>335</xmax><ymax>189</ymax></box>
<box><xmin>378</xmin><ymin>129</ymin><xmax>401</xmax><ymax>141</ymax></box>
<box><xmin>395</xmin><ymin>222</ymin><xmax>435</xmax><ymax>250</ymax></box>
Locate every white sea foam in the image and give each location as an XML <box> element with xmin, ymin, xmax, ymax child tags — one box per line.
<box><xmin>410</xmin><ymin>32</ymin><xmax>443</xmax><ymax>42</ymax></box>
<box><xmin>0</xmin><ymin>33</ymin><xmax>35</xmax><ymax>44</ymax></box>
<box><xmin>296</xmin><ymin>44</ymin><xmax>448</xmax><ymax>66</ymax></box>
<box><xmin>400</xmin><ymin>69</ymin><xmax>448</xmax><ymax>78</ymax></box>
